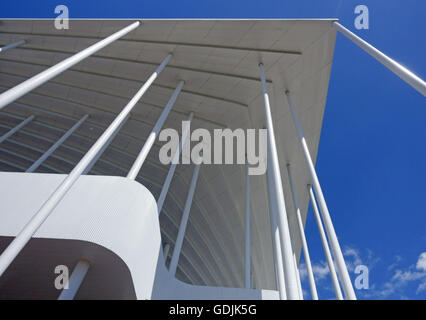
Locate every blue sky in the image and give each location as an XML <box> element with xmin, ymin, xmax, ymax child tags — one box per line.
<box><xmin>0</xmin><ymin>0</ymin><xmax>425</xmax><ymax>299</ymax></box>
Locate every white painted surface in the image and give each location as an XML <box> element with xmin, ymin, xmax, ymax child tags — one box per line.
<box><xmin>0</xmin><ymin>20</ymin><xmax>337</xmax><ymax>289</ymax></box>
<box><xmin>0</xmin><ymin>172</ymin><xmax>279</xmax><ymax>299</ymax></box>
<box><xmin>0</xmin><ymin>172</ymin><xmax>160</xmax><ymax>299</ymax></box>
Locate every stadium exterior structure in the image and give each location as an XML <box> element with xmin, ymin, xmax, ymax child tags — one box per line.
<box><xmin>0</xmin><ymin>19</ymin><xmax>424</xmax><ymax>300</ymax></box>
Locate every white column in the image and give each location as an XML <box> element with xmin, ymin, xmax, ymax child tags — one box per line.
<box><xmin>285</xmin><ymin>91</ymin><xmax>356</xmax><ymax>300</ymax></box>
<box><xmin>333</xmin><ymin>22</ymin><xmax>426</xmax><ymax>97</ymax></box>
<box><xmin>27</xmin><ymin>114</ymin><xmax>89</xmax><ymax>172</ymax></box>
<box><xmin>0</xmin><ymin>54</ymin><xmax>171</xmax><ymax>277</ymax></box>
<box><xmin>245</xmin><ymin>164</ymin><xmax>251</xmax><ymax>289</ymax></box>
<box><xmin>287</xmin><ymin>164</ymin><xmax>318</xmax><ymax>300</ymax></box>
<box><xmin>169</xmin><ymin>164</ymin><xmax>201</xmax><ymax>276</ymax></box>
<box><xmin>0</xmin><ymin>115</ymin><xmax>34</xmax><ymax>143</ymax></box>
<box><xmin>82</xmin><ymin>114</ymin><xmax>130</xmax><ymax>175</ymax></box>
<box><xmin>127</xmin><ymin>80</ymin><xmax>184</xmax><ymax>180</ymax></box>
<box><xmin>157</xmin><ymin>112</ymin><xmax>194</xmax><ymax>214</ymax></box>
<box><xmin>259</xmin><ymin>63</ymin><xmax>299</xmax><ymax>300</ymax></box>
<box><xmin>57</xmin><ymin>260</ymin><xmax>90</xmax><ymax>300</ymax></box>
<box><xmin>163</xmin><ymin>243</ymin><xmax>170</xmax><ymax>260</ymax></box>
<box><xmin>266</xmin><ymin>163</ymin><xmax>286</xmax><ymax>299</ymax></box>
<box><xmin>0</xmin><ymin>40</ymin><xmax>26</xmax><ymax>53</ymax></box>
<box><xmin>293</xmin><ymin>253</ymin><xmax>304</xmax><ymax>300</ymax></box>
<box><xmin>309</xmin><ymin>186</ymin><xmax>343</xmax><ymax>300</ymax></box>
<box><xmin>0</xmin><ymin>21</ymin><xmax>141</xmax><ymax>110</ymax></box>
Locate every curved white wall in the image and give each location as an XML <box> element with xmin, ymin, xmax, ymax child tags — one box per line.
<box><xmin>0</xmin><ymin>172</ymin><xmax>278</xmax><ymax>299</ymax></box>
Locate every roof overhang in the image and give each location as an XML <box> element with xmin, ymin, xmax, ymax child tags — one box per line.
<box><xmin>0</xmin><ymin>19</ymin><xmax>337</xmax><ymax>290</ymax></box>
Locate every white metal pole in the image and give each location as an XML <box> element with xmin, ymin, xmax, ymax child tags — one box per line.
<box><xmin>0</xmin><ymin>40</ymin><xmax>26</xmax><ymax>53</ymax></box>
<box><xmin>245</xmin><ymin>164</ymin><xmax>251</xmax><ymax>289</ymax></box>
<box><xmin>169</xmin><ymin>164</ymin><xmax>201</xmax><ymax>276</ymax></box>
<box><xmin>285</xmin><ymin>91</ymin><xmax>356</xmax><ymax>300</ymax></box>
<box><xmin>157</xmin><ymin>112</ymin><xmax>194</xmax><ymax>215</ymax></box>
<box><xmin>0</xmin><ymin>115</ymin><xmax>34</xmax><ymax>143</ymax></box>
<box><xmin>0</xmin><ymin>21</ymin><xmax>141</xmax><ymax>110</ymax></box>
<box><xmin>127</xmin><ymin>80</ymin><xmax>184</xmax><ymax>180</ymax></box>
<box><xmin>274</xmin><ymin>236</ymin><xmax>287</xmax><ymax>299</ymax></box>
<box><xmin>293</xmin><ymin>253</ymin><xmax>304</xmax><ymax>300</ymax></box>
<box><xmin>266</xmin><ymin>159</ymin><xmax>287</xmax><ymax>299</ymax></box>
<box><xmin>287</xmin><ymin>164</ymin><xmax>318</xmax><ymax>300</ymax></box>
<box><xmin>259</xmin><ymin>63</ymin><xmax>299</xmax><ymax>300</ymax></box>
<box><xmin>333</xmin><ymin>22</ymin><xmax>426</xmax><ymax>97</ymax></box>
<box><xmin>82</xmin><ymin>114</ymin><xmax>130</xmax><ymax>175</ymax></box>
<box><xmin>0</xmin><ymin>54</ymin><xmax>171</xmax><ymax>277</ymax></box>
<box><xmin>26</xmin><ymin>114</ymin><xmax>89</xmax><ymax>172</ymax></box>
<box><xmin>308</xmin><ymin>186</ymin><xmax>343</xmax><ymax>300</ymax></box>
<box><xmin>57</xmin><ymin>260</ymin><xmax>90</xmax><ymax>300</ymax></box>
<box><xmin>163</xmin><ymin>243</ymin><xmax>170</xmax><ymax>260</ymax></box>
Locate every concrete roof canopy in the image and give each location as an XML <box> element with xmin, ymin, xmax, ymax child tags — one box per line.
<box><xmin>0</xmin><ymin>19</ymin><xmax>336</xmax><ymax>290</ymax></box>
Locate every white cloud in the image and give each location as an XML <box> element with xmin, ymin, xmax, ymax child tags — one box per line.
<box><xmin>343</xmin><ymin>247</ymin><xmax>363</xmax><ymax>272</ymax></box>
<box><xmin>377</xmin><ymin>252</ymin><xmax>426</xmax><ymax>298</ymax></box>
<box><xmin>416</xmin><ymin>252</ymin><xmax>426</xmax><ymax>272</ymax></box>
<box><xmin>387</xmin><ymin>255</ymin><xmax>402</xmax><ymax>271</ymax></box>
<box><xmin>392</xmin><ymin>270</ymin><xmax>425</xmax><ymax>282</ymax></box>
<box><xmin>298</xmin><ymin>248</ymin><xmax>426</xmax><ymax>299</ymax></box>
<box><xmin>312</xmin><ymin>262</ymin><xmax>330</xmax><ymax>281</ymax></box>
<box><xmin>416</xmin><ymin>280</ymin><xmax>426</xmax><ymax>294</ymax></box>
<box><xmin>299</xmin><ymin>263</ymin><xmax>307</xmax><ymax>280</ymax></box>
<box><xmin>299</xmin><ymin>261</ymin><xmax>331</xmax><ymax>282</ymax></box>
<box><xmin>415</xmin><ymin>252</ymin><xmax>426</xmax><ymax>294</ymax></box>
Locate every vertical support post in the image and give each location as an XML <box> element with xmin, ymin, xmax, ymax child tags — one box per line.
<box><xmin>333</xmin><ymin>22</ymin><xmax>426</xmax><ymax>97</ymax></box>
<box><xmin>163</xmin><ymin>243</ymin><xmax>170</xmax><ymax>260</ymax></box>
<box><xmin>82</xmin><ymin>114</ymin><xmax>130</xmax><ymax>175</ymax></box>
<box><xmin>309</xmin><ymin>186</ymin><xmax>343</xmax><ymax>300</ymax></box>
<box><xmin>287</xmin><ymin>164</ymin><xmax>318</xmax><ymax>300</ymax></box>
<box><xmin>157</xmin><ymin>112</ymin><xmax>194</xmax><ymax>214</ymax></box>
<box><xmin>0</xmin><ymin>115</ymin><xmax>34</xmax><ymax>143</ymax></box>
<box><xmin>169</xmin><ymin>164</ymin><xmax>201</xmax><ymax>276</ymax></box>
<box><xmin>57</xmin><ymin>260</ymin><xmax>90</xmax><ymax>300</ymax></box>
<box><xmin>285</xmin><ymin>91</ymin><xmax>356</xmax><ymax>300</ymax></box>
<box><xmin>245</xmin><ymin>164</ymin><xmax>251</xmax><ymax>289</ymax></box>
<box><xmin>0</xmin><ymin>54</ymin><xmax>171</xmax><ymax>277</ymax></box>
<box><xmin>0</xmin><ymin>21</ymin><xmax>141</xmax><ymax>110</ymax></box>
<box><xmin>293</xmin><ymin>253</ymin><xmax>304</xmax><ymax>300</ymax></box>
<box><xmin>127</xmin><ymin>80</ymin><xmax>184</xmax><ymax>180</ymax></box>
<box><xmin>259</xmin><ymin>63</ymin><xmax>299</xmax><ymax>300</ymax></box>
<box><xmin>0</xmin><ymin>40</ymin><xmax>26</xmax><ymax>53</ymax></box>
<box><xmin>27</xmin><ymin>114</ymin><xmax>89</xmax><ymax>172</ymax></box>
<box><xmin>266</xmin><ymin>161</ymin><xmax>286</xmax><ymax>299</ymax></box>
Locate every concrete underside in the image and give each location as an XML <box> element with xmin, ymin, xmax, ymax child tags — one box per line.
<box><xmin>0</xmin><ymin>19</ymin><xmax>337</xmax><ymax>290</ymax></box>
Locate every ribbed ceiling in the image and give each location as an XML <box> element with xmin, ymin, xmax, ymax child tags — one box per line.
<box><xmin>0</xmin><ymin>19</ymin><xmax>336</xmax><ymax>290</ymax></box>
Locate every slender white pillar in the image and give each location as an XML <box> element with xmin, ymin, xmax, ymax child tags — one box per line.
<box><xmin>0</xmin><ymin>54</ymin><xmax>171</xmax><ymax>277</ymax></box>
<box><xmin>334</xmin><ymin>22</ymin><xmax>426</xmax><ymax>97</ymax></box>
<box><xmin>285</xmin><ymin>91</ymin><xmax>356</xmax><ymax>300</ymax></box>
<box><xmin>0</xmin><ymin>115</ymin><xmax>34</xmax><ymax>143</ymax></box>
<box><xmin>83</xmin><ymin>114</ymin><xmax>130</xmax><ymax>175</ymax></box>
<box><xmin>259</xmin><ymin>63</ymin><xmax>299</xmax><ymax>300</ymax></box>
<box><xmin>0</xmin><ymin>40</ymin><xmax>26</xmax><ymax>53</ymax></box>
<box><xmin>0</xmin><ymin>21</ymin><xmax>141</xmax><ymax>110</ymax></box>
<box><xmin>293</xmin><ymin>253</ymin><xmax>304</xmax><ymax>300</ymax></box>
<box><xmin>245</xmin><ymin>164</ymin><xmax>251</xmax><ymax>289</ymax></box>
<box><xmin>266</xmin><ymin>161</ymin><xmax>286</xmax><ymax>299</ymax></box>
<box><xmin>127</xmin><ymin>80</ymin><xmax>184</xmax><ymax>180</ymax></box>
<box><xmin>287</xmin><ymin>164</ymin><xmax>318</xmax><ymax>300</ymax></box>
<box><xmin>27</xmin><ymin>114</ymin><xmax>89</xmax><ymax>172</ymax></box>
<box><xmin>163</xmin><ymin>243</ymin><xmax>170</xmax><ymax>260</ymax></box>
<box><xmin>57</xmin><ymin>260</ymin><xmax>90</xmax><ymax>300</ymax></box>
<box><xmin>309</xmin><ymin>186</ymin><xmax>343</xmax><ymax>300</ymax></box>
<box><xmin>169</xmin><ymin>164</ymin><xmax>201</xmax><ymax>276</ymax></box>
<box><xmin>157</xmin><ymin>112</ymin><xmax>194</xmax><ymax>215</ymax></box>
